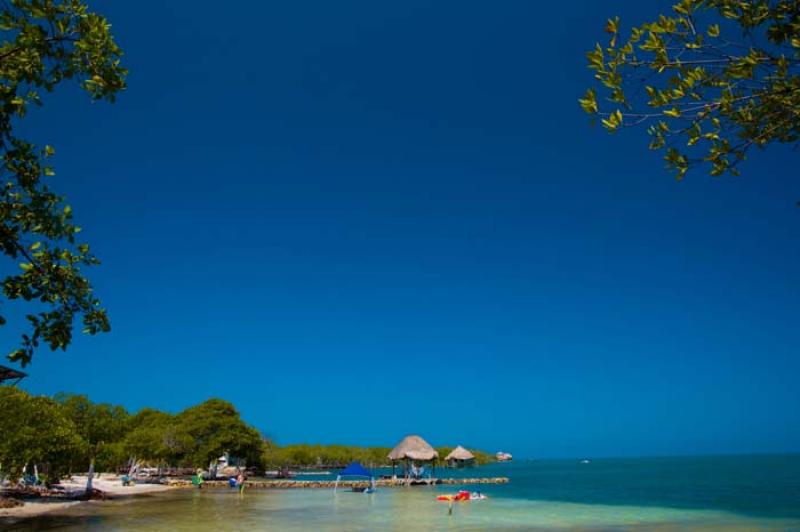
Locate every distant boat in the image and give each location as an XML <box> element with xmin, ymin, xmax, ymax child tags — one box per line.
<box><xmin>495</xmin><ymin>452</ymin><xmax>513</xmax><ymax>462</ymax></box>
<box><xmin>265</xmin><ymin>468</ymin><xmax>294</xmax><ymax>479</ymax></box>
<box><xmin>580</xmin><ymin>459</ymin><xmax>591</xmax><ymax>464</ymax></box>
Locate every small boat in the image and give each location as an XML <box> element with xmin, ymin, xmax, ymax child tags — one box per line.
<box><xmin>265</xmin><ymin>468</ymin><xmax>294</xmax><ymax>479</ymax></box>
<box><xmin>580</xmin><ymin>459</ymin><xmax>591</xmax><ymax>464</ymax></box>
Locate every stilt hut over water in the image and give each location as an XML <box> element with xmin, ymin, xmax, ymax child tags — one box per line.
<box><xmin>445</xmin><ymin>445</ymin><xmax>475</xmax><ymax>468</ymax></box>
<box><xmin>387</xmin><ymin>435</ymin><xmax>439</xmax><ymax>480</ymax></box>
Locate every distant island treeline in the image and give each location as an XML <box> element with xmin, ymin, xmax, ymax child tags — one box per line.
<box><xmin>264</xmin><ymin>443</ymin><xmax>495</xmax><ymax>469</ymax></box>
<box><xmin>0</xmin><ymin>388</ymin><xmax>493</xmax><ymax>485</ymax></box>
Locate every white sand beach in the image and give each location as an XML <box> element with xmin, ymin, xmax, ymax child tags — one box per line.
<box><xmin>1</xmin><ymin>474</ymin><xmax>175</xmax><ymax>519</ymax></box>
<box><xmin>58</xmin><ymin>475</ymin><xmax>174</xmax><ymax>497</ymax></box>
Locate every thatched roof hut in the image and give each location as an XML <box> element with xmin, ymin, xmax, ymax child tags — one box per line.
<box><xmin>445</xmin><ymin>445</ymin><xmax>474</xmax><ymax>462</ymax></box>
<box><xmin>387</xmin><ymin>435</ymin><xmax>439</xmax><ymax>461</ymax></box>
<box><xmin>0</xmin><ymin>364</ymin><xmax>26</xmax><ymax>385</ymax></box>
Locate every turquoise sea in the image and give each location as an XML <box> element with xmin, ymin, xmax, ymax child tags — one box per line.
<box><xmin>4</xmin><ymin>454</ymin><xmax>800</xmax><ymax>530</ymax></box>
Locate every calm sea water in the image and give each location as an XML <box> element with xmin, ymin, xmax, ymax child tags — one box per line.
<box><xmin>4</xmin><ymin>454</ymin><xmax>800</xmax><ymax>530</ymax></box>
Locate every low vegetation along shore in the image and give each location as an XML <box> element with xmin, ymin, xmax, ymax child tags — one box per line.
<box><xmin>266</xmin><ymin>443</ymin><xmax>496</xmax><ymax>468</ymax></box>
<box><xmin>1</xmin><ymin>388</ymin><xmax>501</xmax><ymax>518</ymax></box>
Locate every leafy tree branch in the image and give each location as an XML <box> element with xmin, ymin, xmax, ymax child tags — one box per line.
<box><xmin>581</xmin><ymin>0</ymin><xmax>800</xmax><ymax>179</ymax></box>
<box><xmin>0</xmin><ymin>0</ymin><xmax>126</xmax><ymax>366</ymax></box>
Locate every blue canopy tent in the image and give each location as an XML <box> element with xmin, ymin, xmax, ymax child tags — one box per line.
<box><xmin>333</xmin><ymin>462</ymin><xmax>376</xmax><ymax>493</ymax></box>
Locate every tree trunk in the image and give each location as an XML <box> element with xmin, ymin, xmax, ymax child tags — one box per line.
<box><xmin>85</xmin><ymin>459</ymin><xmax>95</xmax><ymax>495</ymax></box>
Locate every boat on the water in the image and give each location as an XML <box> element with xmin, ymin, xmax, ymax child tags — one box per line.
<box><xmin>264</xmin><ymin>468</ymin><xmax>294</xmax><ymax>479</ymax></box>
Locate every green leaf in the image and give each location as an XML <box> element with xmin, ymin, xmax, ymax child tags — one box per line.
<box><xmin>601</xmin><ymin>109</ymin><xmax>624</xmax><ymax>132</ymax></box>
<box><xmin>578</xmin><ymin>89</ymin><xmax>598</xmax><ymax>114</ymax></box>
<box><xmin>605</xmin><ymin>17</ymin><xmax>618</xmax><ymax>34</ymax></box>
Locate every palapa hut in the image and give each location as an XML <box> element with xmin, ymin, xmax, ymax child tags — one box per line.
<box><xmin>0</xmin><ymin>365</ymin><xmax>26</xmax><ymax>386</ymax></box>
<box><xmin>387</xmin><ymin>434</ymin><xmax>439</xmax><ymax>480</ymax></box>
<box><xmin>445</xmin><ymin>445</ymin><xmax>475</xmax><ymax>468</ymax></box>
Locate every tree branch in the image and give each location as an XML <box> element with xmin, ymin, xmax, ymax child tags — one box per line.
<box><xmin>0</xmin><ymin>36</ymin><xmax>77</xmax><ymax>63</ymax></box>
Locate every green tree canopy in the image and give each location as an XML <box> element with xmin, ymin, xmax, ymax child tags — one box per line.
<box><xmin>55</xmin><ymin>392</ymin><xmax>129</xmax><ymax>470</ymax></box>
<box><xmin>0</xmin><ymin>0</ymin><xmax>126</xmax><ymax>366</ymax></box>
<box><xmin>121</xmin><ymin>409</ymin><xmax>193</xmax><ymax>467</ymax></box>
<box><xmin>0</xmin><ymin>392</ymin><xmax>269</xmax><ymax>480</ymax></box>
<box><xmin>0</xmin><ymin>386</ymin><xmax>84</xmax><ymax>483</ymax></box>
<box><xmin>175</xmin><ymin>399</ymin><xmax>266</xmax><ymax>468</ymax></box>
<box><xmin>581</xmin><ymin>0</ymin><xmax>800</xmax><ymax>178</ymax></box>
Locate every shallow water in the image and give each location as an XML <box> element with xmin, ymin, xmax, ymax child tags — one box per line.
<box><xmin>4</xmin><ymin>455</ymin><xmax>800</xmax><ymax>530</ymax></box>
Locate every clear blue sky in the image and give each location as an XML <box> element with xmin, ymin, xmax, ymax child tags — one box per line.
<box><xmin>4</xmin><ymin>0</ymin><xmax>799</xmax><ymax>458</ymax></box>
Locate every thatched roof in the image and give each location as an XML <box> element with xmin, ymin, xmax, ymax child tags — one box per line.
<box><xmin>387</xmin><ymin>435</ymin><xmax>439</xmax><ymax>461</ymax></box>
<box><xmin>445</xmin><ymin>445</ymin><xmax>475</xmax><ymax>461</ymax></box>
<box><xmin>0</xmin><ymin>364</ymin><xmax>26</xmax><ymax>384</ymax></box>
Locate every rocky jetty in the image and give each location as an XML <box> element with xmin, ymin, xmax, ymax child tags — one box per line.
<box><xmin>166</xmin><ymin>477</ymin><xmax>510</xmax><ymax>489</ymax></box>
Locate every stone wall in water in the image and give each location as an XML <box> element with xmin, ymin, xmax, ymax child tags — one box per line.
<box><xmin>165</xmin><ymin>477</ymin><xmax>510</xmax><ymax>489</ymax></box>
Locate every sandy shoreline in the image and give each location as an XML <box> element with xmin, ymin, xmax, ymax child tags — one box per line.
<box><xmin>58</xmin><ymin>475</ymin><xmax>175</xmax><ymax>497</ymax></box>
<box><xmin>0</xmin><ymin>475</ymin><xmax>176</xmax><ymax>520</ymax></box>
<box><xmin>0</xmin><ymin>499</ymin><xmax>81</xmax><ymax>519</ymax></box>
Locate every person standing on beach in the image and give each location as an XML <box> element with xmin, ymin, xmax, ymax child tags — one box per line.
<box><xmin>237</xmin><ymin>472</ymin><xmax>245</xmax><ymax>495</ymax></box>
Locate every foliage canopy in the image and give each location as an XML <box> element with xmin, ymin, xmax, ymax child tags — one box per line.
<box><xmin>581</xmin><ymin>0</ymin><xmax>800</xmax><ymax>178</ymax></box>
<box><xmin>175</xmin><ymin>399</ymin><xmax>266</xmax><ymax>469</ymax></box>
<box><xmin>0</xmin><ymin>386</ymin><xmax>84</xmax><ymax>483</ymax></box>
<box><xmin>0</xmin><ymin>391</ymin><xmax>267</xmax><ymax>482</ymax></box>
<box><xmin>55</xmin><ymin>392</ymin><xmax>130</xmax><ymax>471</ymax></box>
<box><xmin>0</xmin><ymin>0</ymin><xmax>126</xmax><ymax>366</ymax></box>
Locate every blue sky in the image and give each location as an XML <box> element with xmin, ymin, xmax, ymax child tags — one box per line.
<box><xmin>4</xmin><ymin>0</ymin><xmax>800</xmax><ymax>458</ymax></box>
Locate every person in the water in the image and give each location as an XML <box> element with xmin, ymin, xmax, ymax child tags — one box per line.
<box><xmin>193</xmin><ymin>469</ymin><xmax>204</xmax><ymax>489</ymax></box>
